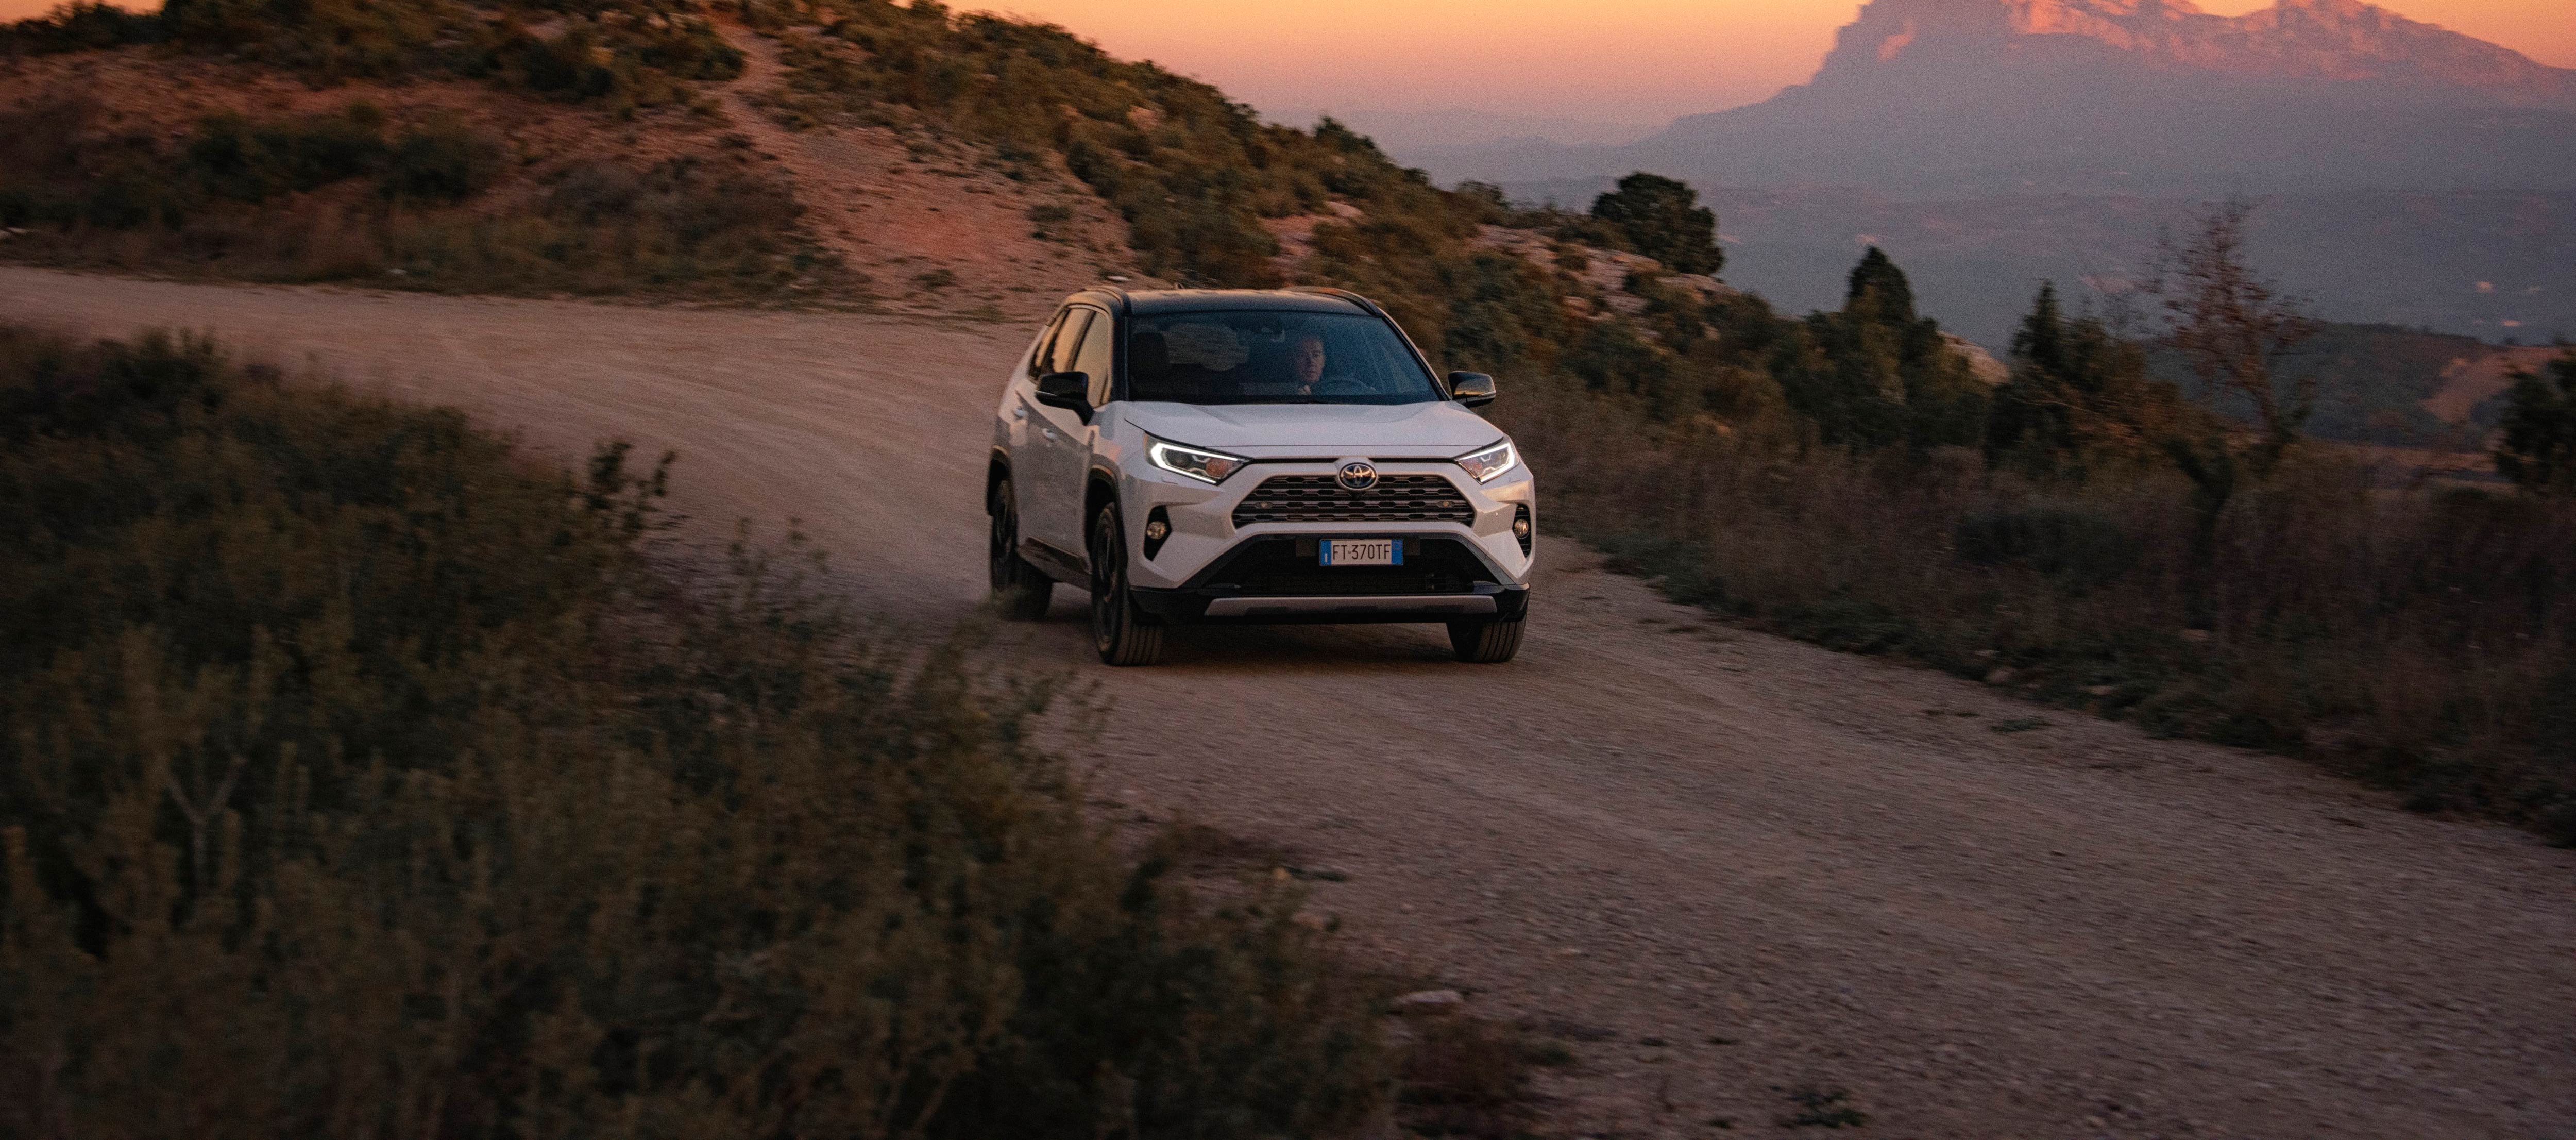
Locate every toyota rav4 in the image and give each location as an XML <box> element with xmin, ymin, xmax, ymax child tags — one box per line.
<box><xmin>986</xmin><ymin>287</ymin><xmax>1535</xmax><ymax>666</ymax></box>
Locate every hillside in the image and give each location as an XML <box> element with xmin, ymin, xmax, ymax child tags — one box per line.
<box><xmin>0</xmin><ymin>14</ymin><xmax>1138</xmax><ymax>315</ymax></box>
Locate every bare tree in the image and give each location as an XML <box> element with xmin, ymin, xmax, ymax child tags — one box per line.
<box><xmin>2139</xmin><ymin>197</ymin><xmax>2319</xmax><ymax>627</ymax></box>
<box><xmin>2144</xmin><ymin>196</ymin><xmax>2320</xmax><ymax>478</ymax></box>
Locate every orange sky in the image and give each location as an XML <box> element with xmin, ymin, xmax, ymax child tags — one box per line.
<box><xmin>969</xmin><ymin>0</ymin><xmax>2576</xmax><ymax>121</ymax></box>
<box><xmin>6</xmin><ymin>0</ymin><xmax>2570</xmax><ymax>122</ymax></box>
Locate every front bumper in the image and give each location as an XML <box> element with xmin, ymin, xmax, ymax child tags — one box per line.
<box><xmin>1133</xmin><ymin>533</ymin><xmax>1525</xmax><ymax>624</ymax></box>
<box><xmin>1122</xmin><ymin>452</ymin><xmax>1535</xmax><ymax>625</ymax></box>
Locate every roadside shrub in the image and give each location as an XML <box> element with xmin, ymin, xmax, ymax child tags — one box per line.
<box><xmin>1398</xmin><ymin>1017</ymin><xmax>1535</xmax><ymax>1140</ymax></box>
<box><xmin>0</xmin><ymin>325</ymin><xmax>1389</xmax><ymax>1137</ymax></box>
<box><xmin>466</xmin><ymin>14</ymin><xmax>743</xmax><ymax>108</ymax></box>
<box><xmin>379</xmin><ymin>119</ymin><xmax>502</xmax><ymax>203</ymax></box>
<box><xmin>1503</xmin><ymin>375</ymin><xmax>2576</xmax><ymax>840</ymax></box>
<box><xmin>186</xmin><ymin>107</ymin><xmax>392</xmax><ymax>202</ymax></box>
<box><xmin>2494</xmin><ymin>350</ymin><xmax>2576</xmax><ymax>494</ymax></box>
<box><xmin>1953</xmin><ymin>501</ymin><xmax>2140</xmax><ymax>594</ymax></box>
<box><xmin>159</xmin><ymin>0</ymin><xmax>450</xmax><ymax>80</ymax></box>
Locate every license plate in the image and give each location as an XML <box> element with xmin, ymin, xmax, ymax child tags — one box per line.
<box><xmin>1319</xmin><ymin>538</ymin><xmax>1400</xmax><ymax>566</ymax></box>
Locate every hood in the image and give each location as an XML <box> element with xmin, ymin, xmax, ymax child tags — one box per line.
<box><xmin>1118</xmin><ymin>400</ymin><xmax>1507</xmax><ymax>458</ymax></box>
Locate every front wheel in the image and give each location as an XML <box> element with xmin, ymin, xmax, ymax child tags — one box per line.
<box><xmin>1447</xmin><ymin>614</ymin><xmax>1524</xmax><ymax>663</ymax></box>
<box><xmin>1088</xmin><ymin>502</ymin><xmax>1164</xmax><ymax>666</ymax></box>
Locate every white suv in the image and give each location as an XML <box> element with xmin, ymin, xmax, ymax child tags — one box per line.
<box><xmin>986</xmin><ymin>287</ymin><xmax>1535</xmax><ymax>666</ymax></box>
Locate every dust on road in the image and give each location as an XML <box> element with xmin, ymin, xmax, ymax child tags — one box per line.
<box><xmin>9</xmin><ymin>266</ymin><xmax>2572</xmax><ymax>1138</ymax></box>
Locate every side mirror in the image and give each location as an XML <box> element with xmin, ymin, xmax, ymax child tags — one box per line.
<box><xmin>1448</xmin><ymin>371</ymin><xmax>1497</xmax><ymax>408</ymax></box>
<box><xmin>1035</xmin><ymin>371</ymin><xmax>1092</xmax><ymax>421</ymax></box>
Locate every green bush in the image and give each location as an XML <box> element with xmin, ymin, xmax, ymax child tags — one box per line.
<box><xmin>1588</xmin><ymin>172</ymin><xmax>1721</xmax><ymax>276</ymax></box>
<box><xmin>2495</xmin><ymin>350</ymin><xmax>2576</xmax><ymax>494</ymax></box>
<box><xmin>1952</xmin><ymin>501</ymin><xmax>2140</xmax><ymax>594</ymax></box>
<box><xmin>187</xmin><ymin>107</ymin><xmax>392</xmax><ymax>202</ymax></box>
<box><xmin>0</xmin><ymin>325</ymin><xmax>1389</xmax><ymax>1136</ymax></box>
<box><xmin>379</xmin><ymin>119</ymin><xmax>502</xmax><ymax>203</ymax></box>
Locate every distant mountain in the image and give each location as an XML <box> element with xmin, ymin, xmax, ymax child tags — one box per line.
<box><xmin>1413</xmin><ymin>0</ymin><xmax>2576</xmax><ymax>196</ymax></box>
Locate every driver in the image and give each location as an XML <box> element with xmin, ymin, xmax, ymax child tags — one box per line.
<box><xmin>1289</xmin><ymin>332</ymin><xmax>1328</xmax><ymax>397</ymax></box>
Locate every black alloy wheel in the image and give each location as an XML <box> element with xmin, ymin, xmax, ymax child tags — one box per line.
<box><xmin>1088</xmin><ymin>501</ymin><xmax>1164</xmax><ymax>666</ymax></box>
<box><xmin>989</xmin><ymin>474</ymin><xmax>1053</xmax><ymax>620</ymax></box>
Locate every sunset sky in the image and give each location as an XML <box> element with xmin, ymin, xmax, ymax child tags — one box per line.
<box><xmin>6</xmin><ymin>0</ymin><xmax>2570</xmax><ymax>123</ymax></box>
<box><xmin>971</xmin><ymin>0</ymin><xmax>2576</xmax><ymax>122</ymax></box>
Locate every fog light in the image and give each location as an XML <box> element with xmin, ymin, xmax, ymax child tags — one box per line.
<box><xmin>1511</xmin><ymin>517</ymin><xmax>1531</xmax><ymax>539</ymax></box>
<box><xmin>1142</xmin><ymin>506</ymin><xmax>1174</xmax><ymax>560</ymax></box>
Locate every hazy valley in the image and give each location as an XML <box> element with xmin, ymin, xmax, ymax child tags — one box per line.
<box><xmin>1411</xmin><ymin>0</ymin><xmax>2576</xmax><ymax>384</ymax></box>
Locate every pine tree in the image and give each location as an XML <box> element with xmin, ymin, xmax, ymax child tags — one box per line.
<box><xmin>1981</xmin><ymin>281</ymin><xmax>2179</xmax><ymax>476</ymax></box>
<box><xmin>1588</xmin><ymin>172</ymin><xmax>1723</xmax><ymax>276</ymax></box>
<box><xmin>1986</xmin><ymin>283</ymin><xmax>2075</xmax><ymax>466</ymax></box>
<box><xmin>1776</xmin><ymin>247</ymin><xmax>1986</xmax><ymax>450</ymax></box>
<box><xmin>1844</xmin><ymin>246</ymin><xmax>1916</xmax><ymax>325</ymax></box>
<box><xmin>2495</xmin><ymin>350</ymin><xmax>2576</xmax><ymax>494</ymax></box>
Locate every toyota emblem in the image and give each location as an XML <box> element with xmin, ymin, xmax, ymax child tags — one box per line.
<box><xmin>1335</xmin><ymin>461</ymin><xmax>1379</xmax><ymax>491</ymax></box>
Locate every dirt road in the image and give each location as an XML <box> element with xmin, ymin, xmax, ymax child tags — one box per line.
<box><xmin>9</xmin><ymin>266</ymin><xmax>2572</xmax><ymax>1138</ymax></box>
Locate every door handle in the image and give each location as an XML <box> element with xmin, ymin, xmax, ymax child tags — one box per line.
<box><xmin>1041</xmin><ymin>427</ymin><xmax>1058</xmax><ymax>440</ymax></box>
<box><xmin>1012</xmin><ymin>405</ymin><xmax>1028</xmax><ymax>420</ymax></box>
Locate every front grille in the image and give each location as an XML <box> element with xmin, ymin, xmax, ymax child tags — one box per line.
<box><xmin>1231</xmin><ymin>473</ymin><xmax>1472</xmax><ymax>526</ymax></box>
<box><xmin>1198</xmin><ymin>537</ymin><xmax>1493</xmax><ymax>597</ymax></box>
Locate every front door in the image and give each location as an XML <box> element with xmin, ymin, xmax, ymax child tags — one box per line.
<box><xmin>1024</xmin><ymin>306</ymin><xmax>1101</xmax><ymax>560</ymax></box>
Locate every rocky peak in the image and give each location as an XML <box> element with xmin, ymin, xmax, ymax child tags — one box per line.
<box><xmin>1814</xmin><ymin>0</ymin><xmax>2576</xmax><ymax>108</ymax></box>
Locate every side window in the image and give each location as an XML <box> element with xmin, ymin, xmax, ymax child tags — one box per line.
<box><xmin>1072</xmin><ymin>309</ymin><xmax>1115</xmax><ymax>405</ymax></box>
<box><xmin>1027</xmin><ymin>309</ymin><xmax>1069</xmax><ymax>378</ymax></box>
<box><xmin>1045</xmin><ymin>310</ymin><xmax>1094</xmax><ymax>376</ymax></box>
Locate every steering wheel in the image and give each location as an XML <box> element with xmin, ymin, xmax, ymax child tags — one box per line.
<box><xmin>1309</xmin><ymin>375</ymin><xmax>1371</xmax><ymax>397</ymax></box>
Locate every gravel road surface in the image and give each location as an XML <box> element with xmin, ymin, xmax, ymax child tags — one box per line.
<box><xmin>8</xmin><ymin>266</ymin><xmax>2572</xmax><ymax>1138</ymax></box>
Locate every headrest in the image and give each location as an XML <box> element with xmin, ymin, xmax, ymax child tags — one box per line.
<box><xmin>1129</xmin><ymin>330</ymin><xmax>1170</xmax><ymax>377</ymax></box>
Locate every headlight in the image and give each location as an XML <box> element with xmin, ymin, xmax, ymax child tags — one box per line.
<box><xmin>1145</xmin><ymin>435</ymin><xmax>1248</xmax><ymax>484</ymax></box>
<box><xmin>1453</xmin><ymin>440</ymin><xmax>1517</xmax><ymax>483</ymax></box>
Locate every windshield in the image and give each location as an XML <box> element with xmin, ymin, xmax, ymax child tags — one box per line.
<box><xmin>1125</xmin><ymin>310</ymin><xmax>1440</xmax><ymax>405</ymax></box>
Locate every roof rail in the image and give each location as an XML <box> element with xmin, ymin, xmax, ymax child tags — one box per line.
<box><xmin>1088</xmin><ymin>283</ymin><xmax>1132</xmax><ymax>312</ymax></box>
<box><xmin>1286</xmin><ymin>285</ymin><xmax>1381</xmax><ymax>316</ymax></box>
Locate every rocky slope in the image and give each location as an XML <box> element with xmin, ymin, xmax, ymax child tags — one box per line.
<box><xmin>0</xmin><ymin>29</ymin><xmax>1141</xmax><ymax>316</ymax></box>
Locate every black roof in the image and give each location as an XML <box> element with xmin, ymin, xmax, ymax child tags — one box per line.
<box><xmin>1072</xmin><ymin>288</ymin><xmax>1372</xmax><ymax>316</ymax></box>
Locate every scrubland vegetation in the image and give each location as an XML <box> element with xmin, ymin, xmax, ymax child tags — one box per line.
<box><xmin>1</xmin><ymin>0</ymin><xmax>842</xmax><ymax>298</ymax></box>
<box><xmin>0</xmin><ymin>325</ymin><xmax>1390</xmax><ymax>1136</ymax></box>
<box><xmin>0</xmin><ymin>91</ymin><xmax>829</xmax><ymax>296</ymax></box>
<box><xmin>6</xmin><ymin>0</ymin><xmax>743</xmax><ymax>107</ymax></box>
<box><xmin>768</xmin><ymin>0</ymin><xmax>2573</xmax><ymax>837</ymax></box>
<box><xmin>1498</xmin><ymin>223</ymin><xmax>2576</xmax><ymax>843</ymax></box>
<box><xmin>853</xmin><ymin>0</ymin><xmax>2576</xmax><ymax>840</ymax></box>
<box><xmin>5</xmin><ymin>2</ymin><xmax>2568</xmax><ymax>850</ymax></box>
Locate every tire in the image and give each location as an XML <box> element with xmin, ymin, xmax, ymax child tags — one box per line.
<box><xmin>1447</xmin><ymin>614</ymin><xmax>1525</xmax><ymax>663</ymax></box>
<box><xmin>988</xmin><ymin>474</ymin><xmax>1054</xmax><ymax>621</ymax></box>
<box><xmin>1088</xmin><ymin>501</ymin><xmax>1164</xmax><ymax>666</ymax></box>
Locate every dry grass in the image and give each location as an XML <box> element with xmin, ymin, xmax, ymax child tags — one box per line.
<box><xmin>0</xmin><ymin>324</ymin><xmax>1390</xmax><ymax>1137</ymax></box>
<box><xmin>1504</xmin><ymin>379</ymin><xmax>2576</xmax><ymax>843</ymax></box>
